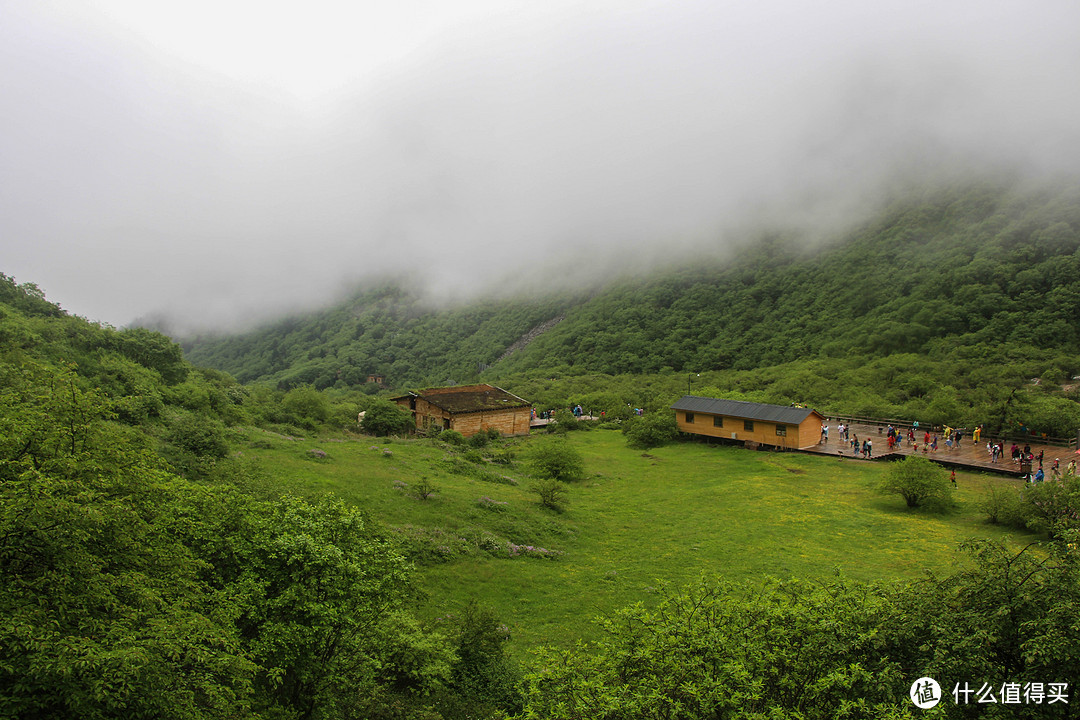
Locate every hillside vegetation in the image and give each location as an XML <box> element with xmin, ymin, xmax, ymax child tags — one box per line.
<box><xmin>184</xmin><ymin>182</ymin><xmax>1080</xmax><ymax>383</ymax></box>
<box><xmin>183</xmin><ymin>181</ymin><xmax>1080</xmax><ymax>436</ymax></box>
<box><xmin>5</xmin><ymin>177</ymin><xmax>1080</xmax><ymax>718</ymax></box>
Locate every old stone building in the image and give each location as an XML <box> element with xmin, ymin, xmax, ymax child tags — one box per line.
<box><xmin>394</xmin><ymin>384</ymin><xmax>532</xmax><ymax>438</ymax></box>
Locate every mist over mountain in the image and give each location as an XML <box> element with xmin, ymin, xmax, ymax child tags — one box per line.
<box><xmin>181</xmin><ymin>180</ymin><xmax>1080</xmax><ymax>391</ymax></box>
<box><xmin>4</xmin><ymin>2</ymin><xmax>1080</xmax><ymax>332</ymax></box>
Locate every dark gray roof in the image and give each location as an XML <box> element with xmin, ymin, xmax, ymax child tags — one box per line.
<box><xmin>670</xmin><ymin>396</ymin><xmax>821</xmax><ymax>425</ymax></box>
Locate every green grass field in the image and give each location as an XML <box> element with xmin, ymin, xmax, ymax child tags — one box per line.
<box><xmin>240</xmin><ymin>428</ymin><xmax>1037</xmax><ymax>655</ymax></box>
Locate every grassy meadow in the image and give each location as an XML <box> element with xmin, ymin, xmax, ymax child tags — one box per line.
<box><xmin>239</xmin><ymin>428</ymin><xmax>1037</xmax><ymax>655</ymax></box>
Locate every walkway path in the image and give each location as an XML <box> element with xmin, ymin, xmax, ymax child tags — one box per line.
<box><xmin>802</xmin><ymin>421</ymin><xmax>1076</xmax><ymax>477</ymax></box>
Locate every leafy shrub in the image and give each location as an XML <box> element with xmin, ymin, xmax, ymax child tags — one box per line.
<box><xmin>463</xmin><ymin>448</ymin><xmax>486</xmax><ymax>464</ymax></box>
<box><xmin>877</xmin><ymin>455</ymin><xmax>955</xmax><ymax>510</ymax></box>
<box><xmin>361</xmin><ymin>398</ymin><xmax>415</xmax><ymax>436</ymax></box>
<box><xmin>282</xmin><ymin>384</ymin><xmax>331</xmax><ymax>424</ymax></box>
<box><xmin>532</xmin><ymin>478</ymin><xmax>569</xmax><ymax>512</ymax></box>
<box><xmin>489</xmin><ymin>448</ymin><xmax>516</xmax><ymax>465</ymax></box>
<box><xmin>467</xmin><ymin>431</ymin><xmax>491</xmax><ymax>449</ymax></box>
<box><xmin>519</xmin><ymin>575</ymin><xmax>899</xmax><ymax>719</ymax></box>
<box><xmin>1020</xmin><ymin>474</ymin><xmax>1080</xmax><ymax>537</ymax></box>
<box><xmin>391</xmin><ymin>525</ymin><xmax>471</xmax><ymax>564</ymax></box>
<box><xmin>440</xmin><ymin>429</ymin><xmax>465</xmax><ymax>446</ymax></box>
<box><xmin>551</xmin><ymin>409</ymin><xmax>581</xmax><ymax>430</ymax></box>
<box><xmin>529</xmin><ymin>439</ymin><xmax>585</xmax><ymax>482</ymax></box>
<box><xmin>442</xmin><ymin>600</ymin><xmax>523</xmax><ymax>717</ymax></box>
<box><xmin>162</xmin><ymin>409</ymin><xmax>230</xmax><ymax>477</ymax></box>
<box><xmin>467</xmin><ymin>427</ymin><xmax>502</xmax><ymax>448</ymax></box>
<box><xmin>412</xmin><ymin>478</ymin><xmax>438</xmax><ymax>500</ymax></box>
<box><xmin>622</xmin><ymin>411</ymin><xmax>678</xmax><ymax>449</ymax></box>
<box><xmin>981</xmin><ymin>483</ymin><xmax>1027</xmax><ymax>527</ymax></box>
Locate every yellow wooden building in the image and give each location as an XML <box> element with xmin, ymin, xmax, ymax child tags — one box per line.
<box><xmin>670</xmin><ymin>395</ymin><xmax>826</xmax><ymax>450</ymax></box>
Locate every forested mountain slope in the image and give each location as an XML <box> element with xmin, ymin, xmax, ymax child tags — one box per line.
<box><xmin>182</xmin><ymin>182</ymin><xmax>1080</xmax><ymax>389</ymax></box>
<box><xmin>182</xmin><ymin>284</ymin><xmax>574</xmax><ymax>390</ymax></box>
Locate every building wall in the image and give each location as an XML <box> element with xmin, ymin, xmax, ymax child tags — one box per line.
<box><xmin>675</xmin><ymin>410</ymin><xmax>823</xmax><ymax>449</ymax></box>
<box><xmin>411</xmin><ymin>398</ymin><xmax>452</xmax><ymax>433</ymax></box>
<box><xmin>450</xmin><ymin>407</ymin><xmax>532</xmax><ymax>437</ymax></box>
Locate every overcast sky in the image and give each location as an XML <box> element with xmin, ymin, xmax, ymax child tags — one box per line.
<box><xmin>3</xmin><ymin>0</ymin><xmax>1079</xmax><ymax>332</ymax></box>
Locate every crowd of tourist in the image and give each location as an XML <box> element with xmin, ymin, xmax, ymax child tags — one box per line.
<box><xmin>821</xmin><ymin>419</ymin><xmax>1075</xmax><ymax>482</ymax></box>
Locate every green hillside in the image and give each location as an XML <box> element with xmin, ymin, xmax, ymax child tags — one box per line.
<box><xmin>183</xmin><ymin>181</ymin><xmax>1080</xmax><ymax>387</ymax></box>
<box><xmin>8</xmin><ymin>178</ymin><xmax>1080</xmax><ymax>719</ymax></box>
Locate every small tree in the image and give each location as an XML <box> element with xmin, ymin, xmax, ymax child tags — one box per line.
<box><xmin>878</xmin><ymin>455</ymin><xmax>954</xmax><ymax>510</ymax></box>
<box><xmin>361</xmin><ymin>398</ymin><xmax>415</xmax><ymax>436</ymax></box>
<box><xmin>282</xmin><ymin>384</ymin><xmax>331</xmax><ymax>425</ymax></box>
<box><xmin>623</xmin><ymin>411</ymin><xmax>677</xmax><ymax>449</ymax></box>
<box><xmin>1020</xmin><ymin>474</ymin><xmax>1080</xmax><ymax>538</ymax></box>
<box><xmin>529</xmin><ymin>439</ymin><xmax>585</xmax><ymax>482</ymax></box>
<box><xmin>412</xmin><ymin>477</ymin><xmax>438</xmax><ymax>501</ymax></box>
<box><xmin>532</xmin><ymin>478</ymin><xmax>569</xmax><ymax>512</ymax></box>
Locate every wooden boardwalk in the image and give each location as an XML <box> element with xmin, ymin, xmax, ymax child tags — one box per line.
<box><xmin>800</xmin><ymin>421</ymin><xmax>1077</xmax><ymax>478</ymax></box>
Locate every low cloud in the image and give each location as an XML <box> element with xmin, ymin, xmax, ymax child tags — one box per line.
<box><xmin>3</xmin><ymin>0</ymin><xmax>1078</xmax><ymax>332</ymax></box>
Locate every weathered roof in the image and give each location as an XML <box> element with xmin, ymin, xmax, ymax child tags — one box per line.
<box><xmin>416</xmin><ymin>384</ymin><xmax>530</xmax><ymax>414</ymax></box>
<box><xmin>670</xmin><ymin>395</ymin><xmax>822</xmax><ymax>425</ymax></box>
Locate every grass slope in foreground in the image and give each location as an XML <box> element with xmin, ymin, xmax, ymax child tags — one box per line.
<box><xmin>242</xmin><ymin>428</ymin><xmax>1037</xmax><ymax>653</ymax></box>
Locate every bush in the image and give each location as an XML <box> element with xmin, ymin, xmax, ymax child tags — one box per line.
<box><xmin>877</xmin><ymin>455</ymin><xmax>955</xmax><ymax>510</ymax></box>
<box><xmin>489</xmin><ymin>448</ymin><xmax>516</xmax><ymax>465</ymax></box>
<box><xmin>981</xmin><ymin>483</ymin><xmax>1027</xmax><ymax>527</ymax></box>
<box><xmin>165</xmin><ymin>410</ymin><xmax>230</xmax><ymax>459</ymax></box>
<box><xmin>1020</xmin><ymin>474</ymin><xmax>1080</xmax><ymax>538</ymax></box>
<box><xmin>442</xmin><ymin>600</ymin><xmax>522</xmax><ymax>718</ymax></box>
<box><xmin>467</xmin><ymin>427</ymin><xmax>505</xmax><ymax>448</ymax></box>
<box><xmin>532</xmin><ymin>478</ymin><xmax>569</xmax><ymax>512</ymax></box>
<box><xmin>361</xmin><ymin>398</ymin><xmax>415</xmax><ymax>436</ymax></box>
<box><xmin>623</xmin><ymin>411</ymin><xmax>678</xmax><ymax>449</ymax></box>
<box><xmin>529</xmin><ymin>439</ymin><xmax>586</xmax><ymax>482</ymax></box>
<box><xmin>467</xmin><ymin>432</ymin><xmax>491</xmax><ymax>448</ymax></box>
<box><xmin>440</xmin><ymin>429</ymin><xmax>465</xmax><ymax>446</ymax></box>
<box><xmin>412</xmin><ymin>478</ymin><xmax>438</xmax><ymax>501</ymax></box>
<box><xmin>282</xmin><ymin>384</ymin><xmax>331</xmax><ymax>425</ymax></box>
<box><xmin>552</xmin><ymin>409</ymin><xmax>582</xmax><ymax>430</ymax></box>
